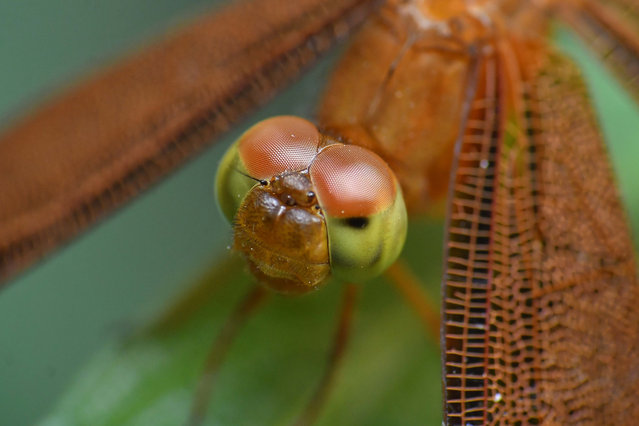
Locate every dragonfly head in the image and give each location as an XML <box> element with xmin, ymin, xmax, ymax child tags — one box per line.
<box><xmin>216</xmin><ymin>116</ymin><xmax>407</xmax><ymax>294</ymax></box>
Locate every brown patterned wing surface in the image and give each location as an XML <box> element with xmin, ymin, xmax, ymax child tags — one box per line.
<box><xmin>443</xmin><ymin>38</ymin><xmax>639</xmax><ymax>425</ymax></box>
<box><xmin>529</xmin><ymin>49</ymin><xmax>639</xmax><ymax>424</ymax></box>
<box><xmin>0</xmin><ymin>0</ymin><xmax>380</xmax><ymax>285</ymax></box>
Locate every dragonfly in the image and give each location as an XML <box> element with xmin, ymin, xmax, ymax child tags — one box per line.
<box><xmin>1</xmin><ymin>0</ymin><xmax>639</xmax><ymax>424</ymax></box>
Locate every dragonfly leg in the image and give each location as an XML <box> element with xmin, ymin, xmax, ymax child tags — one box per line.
<box><xmin>292</xmin><ymin>283</ymin><xmax>359</xmax><ymax>426</ymax></box>
<box><xmin>384</xmin><ymin>260</ymin><xmax>440</xmax><ymax>343</ymax></box>
<box><xmin>187</xmin><ymin>284</ymin><xmax>270</xmax><ymax>426</ymax></box>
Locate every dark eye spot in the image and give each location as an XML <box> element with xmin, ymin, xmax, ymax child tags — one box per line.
<box><xmin>343</xmin><ymin>217</ymin><xmax>369</xmax><ymax>229</ymax></box>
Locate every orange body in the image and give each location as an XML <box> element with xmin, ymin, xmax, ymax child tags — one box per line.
<box><xmin>319</xmin><ymin>0</ymin><xmax>547</xmax><ymax>213</ymax></box>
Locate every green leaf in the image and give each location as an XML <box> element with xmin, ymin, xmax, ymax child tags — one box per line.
<box><xmin>38</xmin><ymin>221</ymin><xmax>444</xmax><ymax>426</ymax></box>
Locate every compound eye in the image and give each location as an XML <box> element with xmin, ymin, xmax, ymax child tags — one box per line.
<box><xmin>215</xmin><ymin>116</ymin><xmax>320</xmax><ymax>223</ymax></box>
<box><xmin>309</xmin><ymin>145</ymin><xmax>407</xmax><ymax>282</ymax></box>
<box><xmin>237</xmin><ymin>116</ymin><xmax>320</xmax><ymax>179</ymax></box>
<box><xmin>310</xmin><ymin>144</ymin><xmax>396</xmax><ymax>217</ymax></box>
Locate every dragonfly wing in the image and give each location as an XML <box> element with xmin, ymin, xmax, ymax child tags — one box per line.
<box><xmin>443</xmin><ymin>41</ymin><xmax>639</xmax><ymax>424</ymax></box>
<box><xmin>442</xmin><ymin>44</ymin><xmax>506</xmax><ymax>425</ymax></box>
<box><xmin>0</xmin><ymin>0</ymin><xmax>380</xmax><ymax>285</ymax></box>
<box><xmin>560</xmin><ymin>0</ymin><xmax>639</xmax><ymax>103</ymax></box>
<box><xmin>529</xmin><ymin>47</ymin><xmax>639</xmax><ymax>424</ymax></box>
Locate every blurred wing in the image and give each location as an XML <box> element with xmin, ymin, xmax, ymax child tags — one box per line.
<box><xmin>443</xmin><ymin>41</ymin><xmax>639</xmax><ymax>425</ymax></box>
<box><xmin>560</xmin><ymin>0</ymin><xmax>639</xmax><ymax>102</ymax></box>
<box><xmin>0</xmin><ymin>0</ymin><xmax>380</xmax><ymax>285</ymax></box>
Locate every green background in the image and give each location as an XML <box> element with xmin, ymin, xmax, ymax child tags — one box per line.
<box><xmin>0</xmin><ymin>1</ymin><xmax>638</xmax><ymax>425</ymax></box>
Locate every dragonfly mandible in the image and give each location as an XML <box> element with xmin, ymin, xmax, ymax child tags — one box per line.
<box><xmin>1</xmin><ymin>0</ymin><xmax>639</xmax><ymax>426</ymax></box>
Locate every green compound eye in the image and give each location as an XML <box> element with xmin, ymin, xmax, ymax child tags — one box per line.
<box><xmin>309</xmin><ymin>144</ymin><xmax>407</xmax><ymax>282</ymax></box>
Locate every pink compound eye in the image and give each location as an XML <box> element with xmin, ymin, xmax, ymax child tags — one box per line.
<box><xmin>237</xmin><ymin>116</ymin><xmax>320</xmax><ymax>179</ymax></box>
<box><xmin>309</xmin><ymin>144</ymin><xmax>397</xmax><ymax>218</ymax></box>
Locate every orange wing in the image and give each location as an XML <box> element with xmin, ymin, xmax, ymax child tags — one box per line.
<box><xmin>443</xmin><ymin>37</ymin><xmax>639</xmax><ymax>424</ymax></box>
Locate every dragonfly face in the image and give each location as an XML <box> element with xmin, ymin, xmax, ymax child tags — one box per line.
<box><xmin>1</xmin><ymin>0</ymin><xmax>639</xmax><ymax>425</ymax></box>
